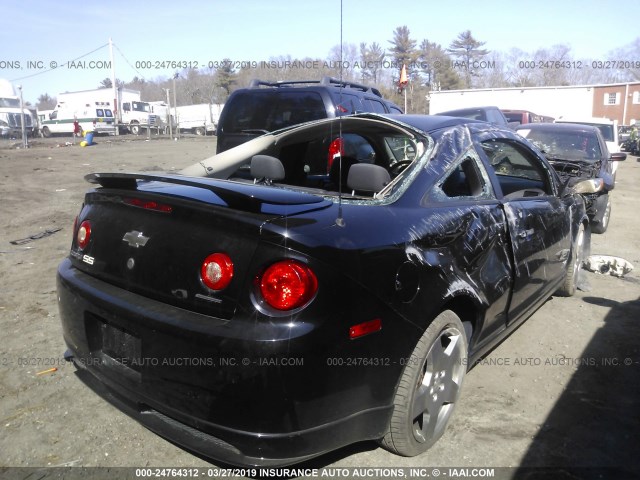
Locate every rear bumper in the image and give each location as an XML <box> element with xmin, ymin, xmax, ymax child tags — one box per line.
<box><xmin>69</xmin><ymin>354</ymin><xmax>389</xmax><ymax>466</ymax></box>
<box><xmin>57</xmin><ymin>258</ymin><xmax>395</xmax><ymax>466</ymax></box>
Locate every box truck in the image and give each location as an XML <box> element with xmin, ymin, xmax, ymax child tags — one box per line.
<box><xmin>175</xmin><ymin>103</ymin><xmax>222</xmax><ymax>136</ymax></box>
<box><xmin>0</xmin><ymin>79</ymin><xmax>34</xmax><ymax>138</ymax></box>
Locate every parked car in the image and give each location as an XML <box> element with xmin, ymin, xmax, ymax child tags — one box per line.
<box><xmin>58</xmin><ymin>113</ymin><xmax>594</xmax><ymax>467</ymax></box>
<box><xmin>501</xmin><ymin>109</ymin><xmax>545</xmax><ymax>125</ymax></box>
<box><xmin>435</xmin><ymin>106</ymin><xmax>513</xmax><ymax>128</ymax></box>
<box><xmin>215</xmin><ymin>76</ymin><xmax>403</xmax><ymax>153</ymax></box>
<box><xmin>555</xmin><ymin>117</ymin><xmax>621</xmax><ymax>175</ymax></box>
<box><xmin>618</xmin><ymin>125</ymin><xmax>632</xmax><ymax>146</ymax></box>
<box><xmin>619</xmin><ymin>125</ymin><xmax>638</xmax><ymax>154</ymax></box>
<box><xmin>517</xmin><ymin>122</ymin><xmax>626</xmax><ymax>233</ymax></box>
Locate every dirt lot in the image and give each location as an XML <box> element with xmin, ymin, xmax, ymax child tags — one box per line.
<box><xmin>0</xmin><ymin>134</ymin><xmax>639</xmax><ymax>477</ymax></box>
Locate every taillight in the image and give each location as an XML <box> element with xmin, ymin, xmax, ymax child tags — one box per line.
<box><xmin>124</xmin><ymin>197</ymin><xmax>173</xmax><ymax>213</ymax></box>
<box><xmin>258</xmin><ymin>260</ymin><xmax>318</xmax><ymax>311</ymax></box>
<box><xmin>201</xmin><ymin>253</ymin><xmax>234</xmax><ymax>290</ymax></box>
<box><xmin>327</xmin><ymin>137</ymin><xmax>343</xmax><ymax>173</ymax></box>
<box><xmin>77</xmin><ymin>220</ymin><xmax>91</xmax><ymax>250</ymax></box>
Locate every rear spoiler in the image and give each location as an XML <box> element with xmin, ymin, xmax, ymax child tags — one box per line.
<box><xmin>85</xmin><ymin>172</ymin><xmax>330</xmax><ymax>214</ymax></box>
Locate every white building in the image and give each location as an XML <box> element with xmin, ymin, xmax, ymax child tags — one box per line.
<box><xmin>428</xmin><ymin>82</ymin><xmax>640</xmax><ymax>125</ymax></box>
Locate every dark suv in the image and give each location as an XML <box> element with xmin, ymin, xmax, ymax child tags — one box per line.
<box><xmin>216</xmin><ymin>76</ymin><xmax>403</xmax><ymax>153</ymax></box>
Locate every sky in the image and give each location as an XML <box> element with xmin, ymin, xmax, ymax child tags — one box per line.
<box><xmin>2</xmin><ymin>0</ymin><xmax>639</xmax><ymax>104</ymax></box>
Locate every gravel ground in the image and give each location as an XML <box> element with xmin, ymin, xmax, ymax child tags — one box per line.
<box><xmin>0</xmin><ymin>134</ymin><xmax>638</xmax><ymax>479</ymax></box>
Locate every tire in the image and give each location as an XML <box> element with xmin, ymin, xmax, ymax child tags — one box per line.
<box><xmin>130</xmin><ymin>123</ymin><xmax>140</xmax><ymax>135</ymax></box>
<box><xmin>591</xmin><ymin>194</ymin><xmax>611</xmax><ymax>234</ymax></box>
<box><xmin>42</xmin><ymin>126</ymin><xmax>51</xmax><ymax>138</ymax></box>
<box><xmin>195</xmin><ymin>127</ymin><xmax>205</xmax><ymax>136</ymax></box>
<box><xmin>381</xmin><ymin>310</ymin><xmax>468</xmax><ymax>456</ymax></box>
<box><xmin>556</xmin><ymin>223</ymin><xmax>586</xmax><ymax>297</ymax></box>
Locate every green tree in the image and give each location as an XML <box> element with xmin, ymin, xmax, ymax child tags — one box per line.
<box><xmin>447</xmin><ymin>30</ymin><xmax>489</xmax><ymax>88</ymax></box>
<box><xmin>36</xmin><ymin>93</ymin><xmax>57</xmax><ymax>110</ymax></box>
<box><xmin>359</xmin><ymin>42</ymin><xmax>385</xmax><ymax>84</ymax></box>
<box><xmin>214</xmin><ymin>58</ymin><xmax>238</xmax><ymax>99</ymax></box>
<box><xmin>418</xmin><ymin>39</ymin><xmax>462</xmax><ymax>91</ymax></box>
<box><xmin>389</xmin><ymin>26</ymin><xmax>418</xmax><ymax>75</ymax></box>
<box><xmin>389</xmin><ymin>26</ymin><xmax>420</xmax><ymax>111</ymax></box>
<box><xmin>98</xmin><ymin>77</ymin><xmax>124</xmax><ymax>89</ymax></box>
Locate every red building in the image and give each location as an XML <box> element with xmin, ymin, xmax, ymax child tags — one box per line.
<box><xmin>592</xmin><ymin>83</ymin><xmax>640</xmax><ymax>126</ymax></box>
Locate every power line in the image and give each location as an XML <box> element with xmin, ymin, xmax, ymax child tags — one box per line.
<box><xmin>112</xmin><ymin>42</ymin><xmax>146</xmax><ymax>80</ymax></box>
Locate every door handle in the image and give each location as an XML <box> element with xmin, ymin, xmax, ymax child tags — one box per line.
<box><xmin>518</xmin><ymin>229</ymin><xmax>534</xmax><ymax>239</ymax></box>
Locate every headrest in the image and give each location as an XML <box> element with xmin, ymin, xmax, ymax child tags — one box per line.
<box><xmin>347</xmin><ymin>163</ymin><xmax>391</xmax><ymax>193</ymax></box>
<box><xmin>250</xmin><ymin>155</ymin><xmax>285</xmax><ymax>182</ymax></box>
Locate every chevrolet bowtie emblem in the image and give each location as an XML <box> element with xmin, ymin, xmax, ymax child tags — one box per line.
<box><xmin>122</xmin><ymin>231</ymin><xmax>150</xmax><ymax>248</ymax></box>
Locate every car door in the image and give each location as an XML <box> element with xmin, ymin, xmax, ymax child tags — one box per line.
<box><xmin>423</xmin><ymin>141</ymin><xmax>514</xmax><ymax>345</ymax></box>
<box><xmin>479</xmin><ymin>138</ymin><xmax>572</xmax><ymax>325</ymax></box>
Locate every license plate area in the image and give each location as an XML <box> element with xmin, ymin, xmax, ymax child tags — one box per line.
<box><xmin>86</xmin><ymin>313</ymin><xmax>142</xmax><ymax>382</ymax></box>
<box><xmin>102</xmin><ymin>322</ymin><xmax>141</xmax><ymax>369</ymax></box>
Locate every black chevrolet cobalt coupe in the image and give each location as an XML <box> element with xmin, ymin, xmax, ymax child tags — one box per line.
<box><xmin>57</xmin><ymin>114</ymin><xmax>593</xmax><ymax>466</ymax></box>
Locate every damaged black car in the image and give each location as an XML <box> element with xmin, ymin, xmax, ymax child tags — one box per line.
<box><xmin>517</xmin><ymin>122</ymin><xmax>626</xmax><ymax>234</ymax></box>
<box><xmin>58</xmin><ymin>114</ymin><xmax>595</xmax><ymax>467</ymax></box>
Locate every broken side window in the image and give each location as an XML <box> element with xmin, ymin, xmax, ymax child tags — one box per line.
<box><xmin>428</xmin><ymin>149</ymin><xmax>494</xmax><ymax>202</ymax></box>
<box><xmin>481</xmin><ymin>139</ymin><xmax>554</xmax><ymax>198</ymax></box>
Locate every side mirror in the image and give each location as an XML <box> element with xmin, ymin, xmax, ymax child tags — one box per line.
<box><xmin>610</xmin><ymin>152</ymin><xmax>627</xmax><ymax>161</ymax></box>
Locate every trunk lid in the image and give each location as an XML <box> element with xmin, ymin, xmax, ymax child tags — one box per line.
<box><xmin>71</xmin><ymin>173</ymin><xmax>332</xmax><ymax>319</ymax></box>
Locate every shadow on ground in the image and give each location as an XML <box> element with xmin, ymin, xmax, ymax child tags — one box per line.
<box><xmin>516</xmin><ymin>295</ymin><xmax>640</xmax><ymax>479</ymax></box>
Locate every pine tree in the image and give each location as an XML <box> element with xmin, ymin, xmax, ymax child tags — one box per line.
<box><xmin>447</xmin><ymin>30</ymin><xmax>489</xmax><ymax>88</ymax></box>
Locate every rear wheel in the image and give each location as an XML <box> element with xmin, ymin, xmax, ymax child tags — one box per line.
<box><xmin>381</xmin><ymin>310</ymin><xmax>467</xmax><ymax>456</ymax></box>
<box><xmin>556</xmin><ymin>223</ymin><xmax>585</xmax><ymax>297</ymax></box>
<box><xmin>41</xmin><ymin>126</ymin><xmax>51</xmax><ymax>138</ymax></box>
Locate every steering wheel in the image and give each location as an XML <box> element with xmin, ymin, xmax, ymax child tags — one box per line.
<box><xmin>494</xmin><ymin>157</ymin><xmax>514</xmax><ymax>175</ymax></box>
<box><xmin>390</xmin><ymin>160</ymin><xmax>413</xmax><ymax>176</ymax></box>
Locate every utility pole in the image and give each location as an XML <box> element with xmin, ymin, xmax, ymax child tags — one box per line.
<box><xmin>163</xmin><ymin>88</ymin><xmax>172</xmax><ymax>138</ymax></box>
<box><xmin>172</xmin><ymin>73</ymin><xmax>178</xmax><ymax>139</ymax></box>
<box><xmin>17</xmin><ymin>85</ymin><xmax>28</xmax><ymax>149</ymax></box>
<box><xmin>109</xmin><ymin>37</ymin><xmax>119</xmax><ymax>135</ymax></box>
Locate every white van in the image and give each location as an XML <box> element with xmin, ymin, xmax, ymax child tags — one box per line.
<box><xmin>40</xmin><ymin>101</ymin><xmax>116</xmax><ymax>137</ymax></box>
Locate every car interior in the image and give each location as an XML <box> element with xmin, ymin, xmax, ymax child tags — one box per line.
<box><xmin>227</xmin><ymin>121</ymin><xmax>425</xmax><ymax>199</ymax></box>
<box><xmin>224</xmin><ymin>127</ymin><xmax>556</xmax><ymax>202</ymax></box>
<box><xmin>480</xmin><ymin>139</ymin><xmax>553</xmax><ymax>199</ymax></box>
